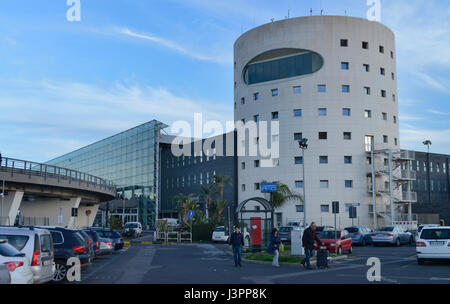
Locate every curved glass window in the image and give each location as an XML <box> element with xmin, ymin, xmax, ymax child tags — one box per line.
<box><xmin>243</xmin><ymin>49</ymin><xmax>323</xmax><ymax>85</ymax></box>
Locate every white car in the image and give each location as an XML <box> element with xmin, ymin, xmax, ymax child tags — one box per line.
<box><xmin>212</xmin><ymin>226</ymin><xmax>229</xmax><ymax>242</ymax></box>
<box><xmin>123</xmin><ymin>222</ymin><xmax>143</xmax><ymax>237</ymax></box>
<box><xmin>416</xmin><ymin>226</ymin><xmax>450</xmax><ymax>265</ymax></box>
<box><xmin>0</xmin><ymin>240</ymin><xmax>33</xmax><ymax>284</ymax></box>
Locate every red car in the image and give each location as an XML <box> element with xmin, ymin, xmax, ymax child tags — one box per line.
<box><xmin>315</xmin><ymin>230</ymin><xmax>353</xmax><ymax>254</ymax></box>
<box><xmin>314</xmin><ymin>226</ymin><xmax>334</xmax><ymax>238</ymax></box>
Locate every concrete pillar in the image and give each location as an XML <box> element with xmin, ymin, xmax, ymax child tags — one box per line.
<box><xmin>76</xmin><ymin>204</ymin><xmax>100</xmax><ymax>228</ymax></box>
<box><xmin>0</xmin><ymin>191</ymin><xmax>24</xmax><ymax>226</ymax></box>
<box><xmin>20</xmin><ymin>197</ymin><xmax>81</xmax><ymax>227</ymax></box>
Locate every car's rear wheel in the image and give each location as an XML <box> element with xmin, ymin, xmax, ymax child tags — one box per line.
<box><xmin>395</xmin><ymin>238</ymin><xmax>401</xmax><ymax>247</ymax></box>
<box><xmin>53</xmin><ymin>262</ymin><xmax>68</xmax><ymax>283</ymax></box>
<box><xmin>361</xmin><ymin>238</ymin><xmax>366</xmax><ymax>246</ymax></box>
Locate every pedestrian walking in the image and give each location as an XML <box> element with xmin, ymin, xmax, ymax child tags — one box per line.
<box><xmin>267</xmin><ymin>228</ymin><xmax>282</xmax><ymax>267</ymax></box>
<box><xmin>228</xmin><ymin>225</ymin><xmax>244</xmax><ymax>267</ymax></box>
<box><xmin>301</xmin><ymin>222</ymin><xmax>322</xmax><ymax>270</ymax></box>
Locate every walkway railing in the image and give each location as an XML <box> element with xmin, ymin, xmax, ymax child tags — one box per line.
<box><xmin>0</xmin><ymin>157</ymin><xmax>116</xmax><ymax>192</ymax></box>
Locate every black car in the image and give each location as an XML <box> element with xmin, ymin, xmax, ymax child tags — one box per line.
<box><xmin>83</xmin><ymin>229</ymin><xmax>101</xmax><ymax>256</ymax></box>
<box><xmin>87</xmin><ymin>228</ymin><xmax>124</xmax><ymax>250</ymax></box>
<box><xmin>38</xmin><ymin>227</ymin><xmax>91</xmax><ymax>283</ymax></box>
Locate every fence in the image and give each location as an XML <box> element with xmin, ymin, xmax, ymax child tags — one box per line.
<box><xmin>156</xmin><ymin>230</ymin><xmax>192</xmax><ymax>243</ymax></box>
<box><xmin>0</xmin><ymin>216</ymin><xmax>49</xmax><ymax>226</ymax></box>
<box><xmin>0</xmin><ymin>157</ymin><xmax>116</xmax><ymax>192</ymax></box>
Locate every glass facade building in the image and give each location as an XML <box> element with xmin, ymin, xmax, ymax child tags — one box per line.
<box><xmin>46</xmin><ymin>120</ymin><xmax>168</xmax><ymax>229</ymax></box>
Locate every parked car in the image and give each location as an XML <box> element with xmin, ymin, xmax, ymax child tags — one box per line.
<box><xmin>316</xmin><ymin>230</ymin><xmax>353</xmax><ymax>254</ymax></box>
<box><xmin>315</xmin><ymin>226</ymin><xmax>334</xmax><ymax>238</ymax></box>
<box><xmin>0</xmin><ymin>240</ymin><xmax>33</xmax><ymax>284</ymax></box>
<box><xmin>371</xmin><ymin>226</ymin><xmax>414</xmax><ymax>247</ymax></box>
<box><xmin>345</xmin><ymin>226</ymin><xmax>373</xmax><ymax>246</ymax></box>
<box><xmin>37</xmin><ymin>226</ymin><xmax>90</xmax><ymax>283</ymax></box>
<box><xmin>83</xmin><ymin>229</ymin><xmax>101</xmax><ymax>257</ymax></box>
<box><xmin>212</xmin><ymin>226</ymin><xmax>228</xmax><ymax>243</ymax></box>
<box><xmin>78</xmin><ymin>230</ymin><xmax>95</xmax><ymax>263</ymax></box>
<box><xmin>0</xmin><ymin>226</ymin><xmax>54</xmax><ymax>284</ymax></box>
<box><xmin>286</xmin><ymin>222</ymin><xmax>302</xmax><ymax>229</ymax></box>
<box><xmin>416</xmin><ymin>226</ymin><xmax>450</xmax><ymax>265</ymax></box>
<box><xmin>278</xmin><ymin>226</ymin><xmax>296</xmax><ymax>243</ymax></box>
<box><xmin>0</xmin><ymin>263</ymin><xmax>11</xmax><ymax>284</ymax></box>
<box><xmin>123</xmin><ymin>222</ymin><xmax>143</xmax><ymax>237</ymax></box>
<box><xmin>99</xmin><ymin>238</ymin><xmax>115</xmax><ymax>255</ymax></box>
<box><xmin>87</xmin><ymin>228</ymin><xmax>124</xmax><ymax>250</ymax></box>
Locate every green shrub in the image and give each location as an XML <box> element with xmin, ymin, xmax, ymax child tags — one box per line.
<box><xmin>192</xmin><ymin>221</ymin><xmax>217</xmax><ymax>242</ymax></box>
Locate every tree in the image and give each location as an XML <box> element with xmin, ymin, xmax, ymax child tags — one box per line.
<box><xmin>173</xmin><ymin>193</ymin><xmax>200</xmax><ymax>226</ymax></box>
<box><xmin>200</xmin><ymin>185</ymin><xmax>217</xmax><ymax>219</ymax></box>
<box><xmin>210</xmin><ymin>199</ymin><xmax>227</xmax><ymax>224</ymax></box>
<box><xmin>261</xmin><ymin>181</ymin><xmax>304</xmax><ymax>209</ymax></box>
<box><xmin>213</xmin><ymin>174</ymin><xmax>232</xmax><ymax>201</ymax></box>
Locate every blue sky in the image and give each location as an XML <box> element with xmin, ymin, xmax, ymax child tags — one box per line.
<box><xmin>0</xmin><ymin>0</ymin><xmax>449</xmax><ymax>162</ymax></box>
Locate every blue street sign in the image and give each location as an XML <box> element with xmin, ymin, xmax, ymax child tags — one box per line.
<box><xmin>261</xmin><ymin>183</ymin><xmax>278</xmax><ymax>193</ymax></box>
<box><xmin>188</xmin><ymin>210</ymin><xmax>195</xmax><ymax>218</ymax></box>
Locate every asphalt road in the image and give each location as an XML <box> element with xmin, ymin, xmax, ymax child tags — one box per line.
<box><xmin>80</xmin><ymin>237</ymin><xmax>450</xmax><ymax>284</ymax></box>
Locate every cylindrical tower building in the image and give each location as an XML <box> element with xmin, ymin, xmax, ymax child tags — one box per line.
<box><xmin>234</xmin><ymin>16</ymin><xmax>399</xmax><ymax>228</ymax></box>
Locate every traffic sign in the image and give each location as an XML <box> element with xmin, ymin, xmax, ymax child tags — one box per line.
<box><xmin>349</xmin><ymin>207</ymin><xmax>357</xmax><ymax>219</ymax></box>
<box><xmin>332</xmin><ymin>201</ymin><xmax>340</xmax><ymax>214</ymax></box>
<box><xmin>188</xmin><ymin>210</ymin><xmax>195</xmax><ymax>218</ymax></box>
<box><xmin>261</xmin><ymin>183</ymin><xmax>278</xmax><ymax>193</ymax></box>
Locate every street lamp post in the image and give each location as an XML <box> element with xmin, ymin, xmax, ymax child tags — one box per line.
<box><xmin>423</xmin><ymin>140</ymin><xmax>432</xmax><ymax>204</ymax></box>
<box><xmin>299</xmin><ymin>139</ymin><xmax>308</xmax><ymax>227</ymax></box>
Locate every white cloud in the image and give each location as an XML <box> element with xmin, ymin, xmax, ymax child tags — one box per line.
<box><xmin>0</xmin><ymin>79</ymin><xmax>233</xmax><ymax>160</ymax></box>
<box><xmin>116</xmin><ymin>27</ymin><xmax>231</xmax><ymax>64</ymax></box>
<box><xmin>427</xmin><ymin>109</ymin><xmax>449</xmax><ymax>116</ymax></box>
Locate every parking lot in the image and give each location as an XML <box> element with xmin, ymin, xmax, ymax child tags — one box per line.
<box><xmin>75</xmin><ymin>238</ymin><xmax>450</xmax><ymax>284</ymax></box>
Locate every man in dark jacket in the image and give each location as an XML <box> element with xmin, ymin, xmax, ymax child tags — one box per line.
<box><xmin>228</xmin><ymin>225</ymin><xmax>245</xmax><ymax>267</ymax></box>
<box><xmin>301</xmin><ymin>222</ymin><xmax>322</xmax><ymax>269</ymax></box>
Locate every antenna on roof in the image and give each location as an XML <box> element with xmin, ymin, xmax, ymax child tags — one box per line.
<box><xmin>270</xmin><ymin>18</ymin><xmax>274</xmax><ymax>23</ymax></box>
<box><xmin>321</xmin><ymin>9</ymin><xmax>323</xmax><ymax>15</ymax></box>
<box><xmin>310</xmin><ymin>8</ymin><xmax>313</xmax><ymax>16</ymax></box>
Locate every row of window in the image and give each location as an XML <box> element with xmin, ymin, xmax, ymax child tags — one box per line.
<box><xmin>237</xmin><ymin>84</ymin><xmax>396</xmax><ymax>108</ymax></box>
<box><xmin>165</xmin><ymin>151</ymin><xmax>218</xmax><ymax>169</ymax></box>
<box><xmin>294</xmin><ymin>203</ymin><xmax>360</xmax><ymax>214</ymax></box>
<box><xmin>166</xmin><ymin>171</ymin><xmax>217</xmax><ymax>189</ymax></box>
<box><xmin>413</xmin><ymin>179</ymin><xmax>449</xmax><ymax>193</ymax></box>
<box><xmin>340</xmin><ymin>62</ymin><xmax>395</xmax><ymax>79</ymax></box>
<box><xmin>242</xmin><ymin>179</ymin><xmax>355</xmax><ymax>192</ymax></box>
<box><xmin>248</xmin><ymin>108</ymin><xmax>397</xmax><ymax>123</ymax></box>
<box><xmin>339</xmin><ymin>39</ymin><xmax>394</xmax><ymax>59</ymax></box>
<box><xmin>412</xmin><ymin>160</ymin><xmax>448</xmax><ymax>174</ymax></box>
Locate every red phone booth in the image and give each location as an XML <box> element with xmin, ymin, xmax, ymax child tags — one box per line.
<box><xmin>251</xmin><ymin>217</ymin><xmax>262</xmax><ymax>246</ymax></box>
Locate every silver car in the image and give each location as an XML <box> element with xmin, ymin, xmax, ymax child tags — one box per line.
<box><xmin>371</xmin><ymin>226</ymin><xmax>414</xmax><ymax>247</ymax></box>
<box><xmin>99</xmin><ymin>238</ymin><xmax>114</xmax><ymax>255</ymax></box>
<box><xmin>0</xmin><ymin>226</ymin><xmax>55</xmax><ymax>283</ymax></box>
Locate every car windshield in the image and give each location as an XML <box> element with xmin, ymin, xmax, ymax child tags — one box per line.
<box><xmin>316</xmin><ymin>227</ymin><xmax>325</xmax><ymax>232</ymax></box>
<box><xmin>0</xmin><ymin>242</ymin><xmax>22</xmax><ymax>257</ymax></box>
<box><xmin>125</xmin><ymin>223</ymin><xmax>138</xmax><ymax>228</ymax></box>
<box><xmin>320</xmin><ymin>231</ymin><xmax>341</xmax><ymax>239</ymax></box>
<box><xmin>0</xmin><ymin>235</ymin><xmax>29</xmax><ymax>251</ymax></box>
<box><xmin>421</xmin><ymin>229</ymin><xmax>450</xmax><ymax>240</ymax></box>
<box><xmin>215</xmin><ymin>227</ymin><xmax>224</xmax><ymax>232</ymax></box>
<box><xmin>279</xmin><ymin>227</ymin><xmax>292</xmax><ymax>232</ymax></box>
<box><xmin>345</xmin><ymin>227</ymin><xmax>359</xmax><ymax>233</ymax></box>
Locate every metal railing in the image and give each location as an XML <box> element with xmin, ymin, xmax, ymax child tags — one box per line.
<box><xmin>0</xmin><ymin>157</ymin><xmax>116</xmax><ymax>192</ymax></box>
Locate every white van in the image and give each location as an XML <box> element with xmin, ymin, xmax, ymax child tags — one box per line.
<box><xmin>123</xmin><ymin>222</ymin><xmax>143</xmax><ymax>237</ymax></box>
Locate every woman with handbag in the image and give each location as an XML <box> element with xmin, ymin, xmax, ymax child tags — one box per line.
<box><xmin>267</xmin><ymin>228</ymin><xmax>282</xmax><ymax>267</ymax></box>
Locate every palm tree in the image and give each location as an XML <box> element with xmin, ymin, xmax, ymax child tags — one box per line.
<box><xmin>261</xmin><ymin>181</ymin><xmax>304</xmax><ymax>209</ymax></box>
<box><xmin>173</xmin><ymin>193</ymin><xmax>200</xmax><ymax>225</ymax></box>
<box><xmin>211</xmin><ymin>199</ymin><xmax>227</xmax><ymax>224</ymax></box>
<box><xmin>200</xmin><ymin>185</ymin><xmax>217</xmax><ymax>219</ymax></box>
<box><xmin>213</xmin><ymin>174</ymin><xmax>232</xmax><ymax>201</ymax></box>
